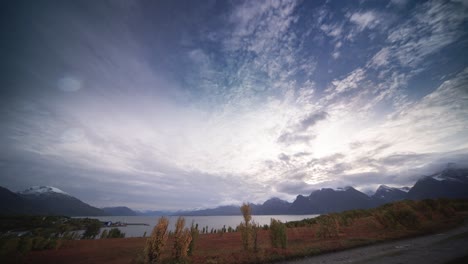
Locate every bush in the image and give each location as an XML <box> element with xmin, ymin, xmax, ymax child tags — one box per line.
<box><xmin>373</xmin><ymin>202</ymin><xmax>420</xmax><ymax>229</ymax></box>
<box><xmin>239</xmin><ymin>203</ymin><xmax>252</xmax><ymax>251</ymax></box>
<box><xmin>269</xmin><ymin>218</ymin><xmax>287</xmax><ymax>248</ymax></box>
<box><xmin>172</xmin><ymin>217</ymin><xmax>192</xmax><ymax>262</ymax></box>
<box><xmin>17</xmin><ymin>237</ymin><xmax>32</xmax><ymax>254</ymax></box>
<box><xmin>107</xmin><ymin>228</ymin><xmax>125</xmax><ymax>238</ymax></box>
<box><xmin>100</xmin><ymin>229</ymin><xmax>109</xmax><ymax>239</ymax></box>
<box><xmin>316</xmin><ymin>215</ymin><xmax>339</xmax><ymax>238</ymax></box>
<box><xmin>395</xmin><ymin>207</ymin><xmax>419</xmax><ymax>228</ymax></box>
<box><xmin>145</xmin><ymin>217</ymin><xmax>169</xmax><ymax>264</ymax></box>
<box><xmin>188</xmin><ymin>221</ymin><xmax>199</xmax><ymax>256</ymax></box>
<box><xmin>251</xmin><ymin>221</ymin><xmax>260</xmax><ymax>252</ymax></box>
<box><xmin>238</xmin><ymin>222</ymin><xmax>250</xmax><ymax>251</ymax></box>
<box><xmin>81</xmin><ymin>220</ymin><xmax>101</xmax><ymax>239</ymax></box>
<box><xmin>285</xmin><ymin>218</ymin><xmax>317</xmax><ymax>228</ymax></box>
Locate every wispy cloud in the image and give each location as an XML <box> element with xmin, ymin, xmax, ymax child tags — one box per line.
<box><xmin>349</xmin><ymin>11</ymin><xmax>381</xmax><ymax>32</ymax></box>
<box><xmin>1</xmin><ymin>0</ymin><xmax>467</xmax><ymax>209</ymax></box>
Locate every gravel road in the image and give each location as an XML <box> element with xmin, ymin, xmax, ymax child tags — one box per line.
<box><xmin>281</xmin><ymin>223</ymin><xmax>468</xmax><ymax>264</ymax></box>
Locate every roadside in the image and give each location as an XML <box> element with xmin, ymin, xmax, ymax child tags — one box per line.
<box><xmin>281</xmin><ymin>221</ymin><xmax>468</xmax><ymax>264</ymax></box>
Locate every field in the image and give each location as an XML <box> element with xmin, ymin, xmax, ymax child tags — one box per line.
<box><xmin>3</xmin><ymin>199</ymin><xmax>468</xmax><ymax>264</ymax></box>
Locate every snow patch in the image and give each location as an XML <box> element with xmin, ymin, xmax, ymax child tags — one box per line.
<box><xmin>20</xmin><ymin>186</ymin><xmax>69</xmax><ymax>196</ymax></box>
<box><xmin>398</xmin><ymin>187</ymin><xmax>410</xmax><ymax>192</ymax></box>
<box><xmin>331</xmin><ymin>186</ymin><xmax>353</xmax><ymax>192</ymax></box>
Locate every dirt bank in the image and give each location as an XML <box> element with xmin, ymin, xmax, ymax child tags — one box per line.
<box><xmin>281</xmin><ymin>221</ymin><xmax>468</xmax><ymax>264</ymax></box>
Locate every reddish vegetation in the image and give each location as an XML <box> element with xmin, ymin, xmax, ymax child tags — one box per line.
<box><xmin>10</xmin><ymin>200</ymin><xmax>468</xmax><ymax>264</ymax></box>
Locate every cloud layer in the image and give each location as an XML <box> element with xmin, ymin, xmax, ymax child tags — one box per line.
<box><xmin>1</xmin><ymin>0</ymin><xmax>467</xmax><ymax>210</ymax></box>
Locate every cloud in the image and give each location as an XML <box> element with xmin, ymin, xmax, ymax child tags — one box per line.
<box><xmin>320</xmin><ymin>23</ymin><xmax>343</xmax><ymax>38</ymax></box>
<box><xmin>349</xmin><ymin>11</ymin><xmax>380</xmax><ymax>32</ymax></box>
<box><xmin>390</xmin><ymin>0</ymin><xmax>408</xmax><ymax>7</ymax></box>
<box><xmin>386</xmin><ymin>0</ymin><xmax>467</xmax><ymax>68</ymax></box>
<box><xmin>329</xmin><ymin>68</ymin><xmax>366</xmax><ymax>94</ymax></box>
<box><xmin>369</xmin><ymin>47</ymin><xmax>390</xmax><ymax>67</ymax></box>
<box><xmin>278</xmin><ymin>153</ymin><xmax>290</xmax><ymax>162</ymax></box>
<box><xmin>2</xmin><ymin>0</ymin><xmax>468</xmax><ymax>210</ymax></box>
<box><xmin>277</xmin><ymin>132</ymin><xmax>316</xmax><ymax>145</ymax></box>
<box><xmin>299</xmin><ymin>111</ymin><xmax>329</xmax><ymax>131</ymax></box>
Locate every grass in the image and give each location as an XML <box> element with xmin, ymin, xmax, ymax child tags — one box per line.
<box><xmin>1</xmin><ymin>198</ymin><xmax>468</xmax><ymax>264</ymax></box>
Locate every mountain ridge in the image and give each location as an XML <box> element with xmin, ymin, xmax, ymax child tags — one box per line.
<box><xmin>2</xmin><ymin>167</ymin><xmax>468</xmax><ymax>216</ymax></box>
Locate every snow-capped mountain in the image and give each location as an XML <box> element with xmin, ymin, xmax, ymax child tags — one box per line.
<box><xmin>408</xmin><ymin>168</ymin><xmax>468</xmax><ymax>200</ymax></box>
<box><xmin>18</xmin><ymin>186</ymin><xmax>106</xmax><ymax>216</ymax></box>
<box><xmin>428</xmin><ymin>168</ymin><xmax>468</xmax><ymax>183</ymax></box>
<box><xmin>19</xmin><ymin>186</ymin><xmax>70</xmax><ymax>196</ymax></box>
<box><xmin>372</xmin><ymin>185</ymin><xmax>408</xmax><ymax>203</ymax></box>
<box><xmin>398</xmin><ymin>187</ymin><xmax>410</xmax><ymax>193</ymax></box>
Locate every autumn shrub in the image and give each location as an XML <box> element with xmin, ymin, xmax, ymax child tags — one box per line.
<box><xmin>172</xmin><ymin>217</ymin><xmax>192</xmax><ymax>262</ymax></box>
<box><xmin>394</xmin><ymin>207</ymin><xmax>419</xmax><ymax>228</ymax></box>
<box><xmin>188</xmin><ymin>221</ymin><xmax>199</xmax><ymax>256</ymax></box>
<box><xmin>145</xmin><ymin>217</ymin><xmax>169</xmax><ymax>264</ymax></box>
<box><xmin>100</xmin><ymin>229</ymin><xmax>109</xmax><ymax>239</ymax></box>
<box><xmin>240</xmin><ymin>203</ymin><xmax>252</xmax><ymax>251</ymax></box>
<box><xmin>269</xmin><ymin>218</ymin><xmax>287</xmax><ymax>248</ymax></box>
<box><xmin>412</xmin><ymin>199</ymin><xmax>435</xmax><ymax>220</ymax></box>
<box><xmin>17</xmin><ymin>237</ymin><xmax>32</xmax><ymax>254</ymax></box>
<box><xmin>107</xmin><ymin>228</ymin><xmax>125</xmax><ymax>238</ymax></box>
<box><xmin>81</xmin><ymin>220</ymin><xmax>101</xmax><ymax>239</ymax></box>
<box><xmin>285</xmin><ymin>217</ymin><xmax>317</xmax><ymax>228</ymax></box>
<box><xmin>251</xmin><ymin>221</ymin><xmax>260</xmax><ymax>252</ymax></box>
<box><xmin>373</xmin><ymin>202</ymin><xmax>420</xmax><ymax>229</ymax></box>
<box><xmin>316</xmin><ymin>215</ymin><xmax>339</xmax><ymax>238</ymax></box>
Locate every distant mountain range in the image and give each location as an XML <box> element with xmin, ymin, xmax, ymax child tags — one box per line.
<box><xmin>174</xmin><ymin>167</ymin><xmax>468</xmax><ymax>216</ymax></box>
<box><xmin>1</xmin><ymin>167</ymin><xmax>467</xmax><ymax>216</ymax></box>
<box><xmin>0</xmin><ymin>186</ymin><xmax>106</xmax><ymax>216</ymax></box>
<box><xmin>101</xmin><ymin>206</ymin><xmax>138</xmax><ymax>216</ymax></box>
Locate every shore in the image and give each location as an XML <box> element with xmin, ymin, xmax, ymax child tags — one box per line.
<box><xmin>4</xmin><ymin>199</ymin><xmax>468</xmax><ymax>264</ymax></box>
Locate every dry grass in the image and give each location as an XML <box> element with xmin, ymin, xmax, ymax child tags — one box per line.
<box><xmin>9</xmin><ymin>199</ymin><xmax>468</xmax><ymax>264</ymax></box>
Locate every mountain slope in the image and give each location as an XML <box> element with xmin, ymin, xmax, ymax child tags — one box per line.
<box><xmin>290</xmin><ymin>187</ymin><xmax>374</xmax><ymax>214</ymax></box>
<box><xmin>102</xmin><ymin>206</ymin><xmax>138</xmax><ymax>216</ymax></box>
<box><xmin>18</xmin><ymin>186</ymin><xmax>107</xmax><ymax>216</ymax></box>
<box><xmin>0</xmin><ymin>186</ymin><xmax>39</xmax><ymax>215</ymax></box>
<box><xmin>408</xmin><ymin>168</ymin><xmax>468</xmax><ymax>200</ymax></box>
<box><xmin>372</xmin><ymin>185</ymin><xmax>408</xmax><ymax>204</ymax></box>
<box><xmin>252</xmin><ymin>198</ymin><xmax>291</xmax><ymax>215</ymax></box>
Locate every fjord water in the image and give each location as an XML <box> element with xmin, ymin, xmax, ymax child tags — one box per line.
<box><xmin>83</xmin><ymin>215</ymin><xmax>319</xmax><ymax>237</ymax></box>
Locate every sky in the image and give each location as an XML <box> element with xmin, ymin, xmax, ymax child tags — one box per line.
<box><xmin>1</xmin><ymin>0</ymin><xmax>468</xmax><ymax>211</ymax></box>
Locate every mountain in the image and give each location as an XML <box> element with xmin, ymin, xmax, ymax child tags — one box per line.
<box><xmin>18</xmin><ymin>186</ymin><xmax>107</xmax><ymax>216</ymax></box>
<box><xmin>178</xmin><ymin>205</ymin><xmax>241</xmax><ymax>216</ymax></box>
<box><xmin>407</xmin><ymin>168</ymin><xmax>468</xmax><ymax>200</ymax></box>
<box><xmin>2</xmin><ymin>167</ymin><xmax>467</xmax><ymax>217</ymax></box>
<box><xmin>290</xmin><ymin>187</ymin><xmax>374</xmax><ymax>214</ymax></box>
<box><xmin>0</xmin><ymin>186</ymin><xmax>39</xmax><ymax>215</ymax></box>
<box><xmin>372</xmin><ymin>185</ymin><xmax>408</xmax><ymax>204</ymax></box>
<box><xmin>102</xmin><ymin>206</ymin><xmax>138</xmax><ymax>216</ymax></box>
<box><xmin>252</xmin><ymin>198</ymin><xmax>291</xmax><ymax>215</ymax></box>
<box><xmin>138</xmin><ymin>210</ymin><xmax>174</xmax><ymax>216</ymax></box>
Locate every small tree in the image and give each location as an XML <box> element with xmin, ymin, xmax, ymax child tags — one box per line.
<box><xmin>100</xmin><ymin>229</ymin><xmax>108</xmax><ymax>239</ymax></box>
<box><xmin>269</xmin><ymin>218</ymin><xmax>287</xmax><ymax>248</ymax></box>
<box><xmin>107</xmin><ymin>228</ymin><xmax>125</xmax><ymax>238</ymax></box>
<box><xmin>145</xmin><ymin>217</ymin><xmax>169</xmax><ymax>264</ymax></box>
<box><xmin>82</xmin><ymin>221</ymin><xmax>101</xmax><ymax>239</ymax></box>
<box><xmin>172</xmin><ymin>217</ymin><xmax>192</xmax><ymax>262</ymax></box>
<box><xmin>188</xmin><ymin>221</ymin><xmax>199</xmax><ymax>256</ymax></box>
<box><xmin>251</xmin><ymin>221</ymin><xmax>260</xmax><ymax>252</ymax></box>
<box><xmin>240</xmin><ymin>203</ymin><xmax>252</xmax><ymax>251</ymax></box>
<box><xmin>241</xmin><ymin>203</ymin><xmax>252</xmax><ymax>224</ymax></box>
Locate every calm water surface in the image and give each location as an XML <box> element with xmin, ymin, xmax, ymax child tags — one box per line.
<box><xmin>79</xmin><ymin>215</ymin><xmax>319</xmax><ymax>237</ymax></box>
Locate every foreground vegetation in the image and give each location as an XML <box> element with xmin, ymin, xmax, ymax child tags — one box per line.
<box><xmin>0</xmin><ymin>216</ymin><xmax>125</xmax><ymax>261</ymax></box>
<box><xmin>2</xmin><ymin>198</ymin><xmax>468</xmax><ymax>264</ymax></box>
